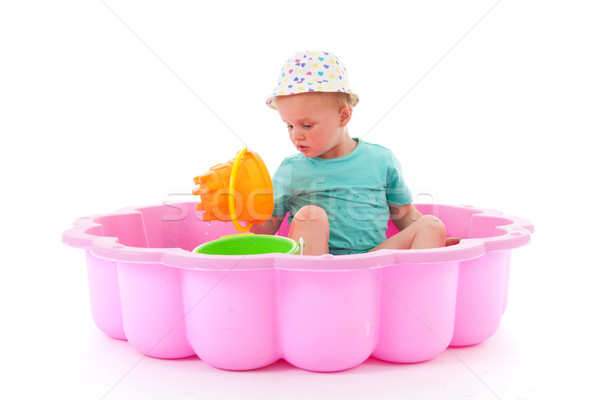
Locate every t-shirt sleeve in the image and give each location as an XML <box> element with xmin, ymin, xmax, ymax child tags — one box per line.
<box><xmin>271</xmin><ymin>158</ymin><xmax>293</xmax><ymax>216</ymax></box>
<box><xmin>386</xmin><ymin>152</ymin><xmax>413</xmax><ymax>205</ymax></box>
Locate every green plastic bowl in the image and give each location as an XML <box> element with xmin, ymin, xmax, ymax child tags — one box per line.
<box><xmin>194</xmin><ymin>234</ymin><xmax>300</xmax><ymax>255</ymax></box>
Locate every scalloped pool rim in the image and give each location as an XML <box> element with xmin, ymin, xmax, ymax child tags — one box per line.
<box><xmin>64</xmin><ymin>203</ymin><xmax>533</xmax><ymax>270</ymax></box>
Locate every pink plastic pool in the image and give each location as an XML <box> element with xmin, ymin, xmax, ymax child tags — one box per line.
<box><xmin>63</xmin><ymin>202</ymin><xmax>533</xmax><ymax>372</ymax></box>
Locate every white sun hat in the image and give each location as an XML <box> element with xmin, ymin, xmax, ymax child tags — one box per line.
<box><xmin>266</xmin><ymin>50</ymin><xmax>359</xmax><ymax>109</ymax></box>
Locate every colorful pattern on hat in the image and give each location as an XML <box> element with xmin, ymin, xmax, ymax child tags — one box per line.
<box><xmin>266</xmin><ymin>51</ymin><xmax>359</xmax><ymax>109</ymax></box>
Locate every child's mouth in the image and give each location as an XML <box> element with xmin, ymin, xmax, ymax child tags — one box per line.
<box><xmin>297</xmin><ymin>146</ymin><xmax>309</xmax><ymax>153</ymax></box>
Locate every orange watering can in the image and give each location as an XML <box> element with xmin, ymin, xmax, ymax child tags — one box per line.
<box><xmin>193</xmin><ymin>148</ymin><xmax>274</xmax><ymax>232</ymax></box>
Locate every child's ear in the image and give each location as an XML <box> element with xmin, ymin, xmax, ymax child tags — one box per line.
<box><xmin>339</xmin><ymin>106</ymin><xmax>353</xmax><ymax>127</ymax></box>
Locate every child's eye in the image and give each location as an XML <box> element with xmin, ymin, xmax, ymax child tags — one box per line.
<box><xmin>303</xmin><ymin>124</ymin><xmax>313</xmax><ymax>129</ymax></box>
<box><xmin>286</xmin><ymin>125</ymin><xmax>293</xmax><ymax>129</ymax></box>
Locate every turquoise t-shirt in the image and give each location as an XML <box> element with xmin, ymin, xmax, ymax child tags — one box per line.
<box><xmin>272</xmin><ymin>139</ymin><xmax>412</xmax><ymax>255</ymax></box>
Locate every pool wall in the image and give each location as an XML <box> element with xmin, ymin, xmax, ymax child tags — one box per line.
<box><xmin>63</xmin><ymin>202</ymin><xmax>533</xmax><ymax>372</ymax></box>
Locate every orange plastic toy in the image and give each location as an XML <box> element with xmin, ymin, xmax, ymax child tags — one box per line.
<box><xmin>193</xmin><ymin>148</ymin><xmax>274</xmax><ymax>232</ymax></box>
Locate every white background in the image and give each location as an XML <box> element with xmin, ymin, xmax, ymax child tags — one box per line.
<box><xmin>1</xmin><ymin>0</ymin><xmax>599</xmax><ymax>399</ymax></box>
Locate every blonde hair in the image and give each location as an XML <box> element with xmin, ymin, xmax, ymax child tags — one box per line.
<box><xmin>313</xmin><ymin>91</ymin><xmax>353</xmax><ymax>110</ymax></box>
<box><xmin>332</xmin><ymin>92</ymin><xmax>354</xmax><ymax>109</ymax></box>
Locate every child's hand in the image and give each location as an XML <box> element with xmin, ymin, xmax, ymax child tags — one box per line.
<box><xmin>445</xmin><ymin>237</ymin><xmax>461</xmax><ymax>247</ymax></box>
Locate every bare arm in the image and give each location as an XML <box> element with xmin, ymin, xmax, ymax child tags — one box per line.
<box><xmin>250</xmin><ymin>215</ymin><xmax>285</xmax><ymax>235</ymax></box>
<box><xmin>389</xmin><ymin>203</ymin><xmax>422</xmax><ymax>231</ymax></box>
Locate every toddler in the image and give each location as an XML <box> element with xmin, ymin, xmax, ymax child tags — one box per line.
<box><xmin>252</xmin><ymin>50</ymin><xmax>450</xmax><ymax>255</ymax></box>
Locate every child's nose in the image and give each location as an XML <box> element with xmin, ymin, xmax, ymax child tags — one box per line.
<box><xmin>291</xmin><ymin>129</ymin><xmax>304</xmax><ymax>140</ymax></box>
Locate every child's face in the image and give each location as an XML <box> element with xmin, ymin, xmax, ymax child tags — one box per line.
<box><xmin>276</xmin><ymin>93</ymin><xmax>352</xmax><ymax>159</ymax></box>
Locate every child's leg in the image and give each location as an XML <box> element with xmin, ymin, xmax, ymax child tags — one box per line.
<box><xmin>288</xmin><ymin>205</ymin><xmax>329</xmax><ymax>255</ymax></box>
<box><xmin>370</xmin><ymin>215</ymin><xmax>447</xmax><ymax>251</ymax></box>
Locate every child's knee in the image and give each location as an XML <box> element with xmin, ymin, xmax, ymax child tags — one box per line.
<box><xmin>289</xmin><ymin>206</ymin><xmax>330</xmax><ymax>255</ymax></box>
<box><xmin>293</xmin><ymin>205</ymin><xmax>329</xmax><ymax>226</ymax></box>
<box><xmin>418</xmin><ymin>215</ymin><xmax>447</xmax><ymax>240</ymax></box>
